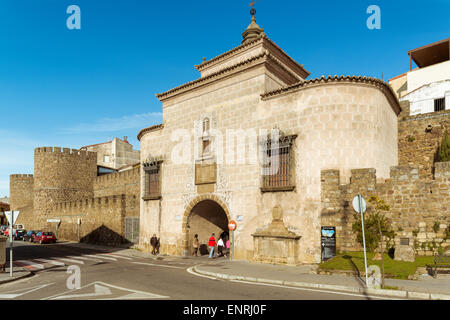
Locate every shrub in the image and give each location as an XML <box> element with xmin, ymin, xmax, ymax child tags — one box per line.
<box><xmin>439</xmin><ymin>131</ymin><xmax>450</xmax><ymax>162</ymax></box>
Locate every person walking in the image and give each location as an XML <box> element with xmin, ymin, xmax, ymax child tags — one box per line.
<box><xmin>217</xmin><ymin>237</ymin><xmax>224</xmax><ymax>257</ymax></box>
<box><xmin>155</xmin><ymin>237</ymin><xmax>160</xmax><ymax>255</ymax></box>
<box><xmin>208</xmin><ymin>233</ymin><xmax>216</xmax><ymax>258</ymax></box>
<box><xmin>193</xmin><ymin>234</ymin><xmax>199</xmax><ymax>256</ymax></box>
<box><xmin>226</xmin><ymin>238</ymin><xmax>230</xmax><ymax>258</ymax></box>
<box><xmin>150</xmin><ymin>234</ymin><xmax>158</xmax><ymax>255</ymax></box>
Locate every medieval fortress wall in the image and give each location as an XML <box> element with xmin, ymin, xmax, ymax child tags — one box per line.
<box><xmin>11</xmin><ymin>147</ymin><xmax>139</xmax><ymax>245</ymax></box>
<box><xmin>321</xmin><ymin>162</ymin><xmax>450</xmax><ymax>255</ymax></box>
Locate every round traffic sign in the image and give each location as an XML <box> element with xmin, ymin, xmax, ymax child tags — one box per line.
<box><xmin>352</xmin><ymin>195</ymin><xmax>367</xmax><ymax>214</ymax></box>
<box><xmin>228</xmin><ymin>220</ymin><xmax>237</xmax><ymax>231</ymax></box>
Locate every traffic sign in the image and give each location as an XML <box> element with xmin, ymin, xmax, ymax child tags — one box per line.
<box><xmin>5</xmin><ymin>211</ymin><xmax>19</xmax><ymax>225</ymax></box>
<box><xmin>228</xmin><ymin>220</ymin><xmax>237</xmax><ymax>231</ymax></box>
<box><xmin>352</xmin><ymin>195</ymin><xmax>367</xmax><ymax>214</ymax></box>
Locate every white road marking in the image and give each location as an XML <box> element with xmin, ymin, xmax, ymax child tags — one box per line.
<box><xmin>43</xmin><ymin>281</ymin><xmax>169</xmax><ymax>300</ymax></box>
<box><xmin>102</xmin><ymin>253</ymin><xmax>132</xmax><ymax>260</ymax></box>
<box><xmin>54</xmin><ymin>257</ymin><xmax>85</xmax><ymax>265</ymax></box>
<box><xmin>229</xmin><ymin>279</ymin><xmax>402</xmax><ymax>300</ymax></box>
<box><xmin>83</xmin><ymin>254</ymin><xmax>117</xmax><ymax>261</ymax></box>
<box><xmin>67</xmin><ymin>255</ymin><xmax>102</xmax><ymax>262</ymax></box>
<box><xmin>34</xmin><ymin>259</ymin><xmax>65</xmax><ymax>266</ymax></box>
<box><xmin>0</xmin><ymin>283</ymin><xmax>54</xmax><ymax>299</ymax></box>
<box><xmin>133</xmin><ymin>262</ymin><xmax>185</xmax><ymax>269</ymax></box>
<box><xmin>186</xmin><ymin>267</ymin><xmax>221</xmax><ymax>280</ymax></box>
<box><xmin>14</xmin><ymin>260</ymin><xmax>44</xmax><ymax>270</ymax></box>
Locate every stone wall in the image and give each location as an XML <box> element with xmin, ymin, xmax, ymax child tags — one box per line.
<box><xmin>9</xmin><ymin>174</ymin><xmax>34</xmax><ymax>210</ymax></box>
<box><xmin>94</xmin><ymin>167</ymin><xmax>139</xmax><ymax>197</ymax></box>
<box><xmin>398</xmin><ymin>101</ymin><xmax>450</xmax><ymax>179</ymax></box>
<box><xmin>321</xmin><ymin>162</ymin><xmax>450</xmax><ymax>255</ymax></box>
<box><xmin>33</xmin><ymin>147</ymin><xmax>97</xmax><ymax>215</ymax></box>
<box><xmin>32</xmin><ymin>194</ymin><xmax>139</xmax><ymax>246</ymax></box>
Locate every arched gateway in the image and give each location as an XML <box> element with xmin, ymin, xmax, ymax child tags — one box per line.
<box><xmin>182</xmin><ymin>195</ymin><xmax>231</xmax><ymax>256</ymax></box>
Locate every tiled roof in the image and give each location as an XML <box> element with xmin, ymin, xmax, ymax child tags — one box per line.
<box><xmin>156</xmin><ymin>49</ymin><xmax>302</xmax><ymax>101</ymax></box>
<box><xmin>261</xmin><ymin>75</ymin><xmax>401</xmax><ymax>115</ymax></box>
<box><xmin>137</xmin><ymin>123</ymin><xmax>164</xmax><ymax>141</ymax></box>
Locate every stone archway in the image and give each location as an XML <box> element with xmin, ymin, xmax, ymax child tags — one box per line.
<box><xmin>182</xmin><ymin>195</ymin><xmax>231</xmax><ymax>256</ymax></box>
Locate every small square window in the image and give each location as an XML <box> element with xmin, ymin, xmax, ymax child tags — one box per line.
<box><xmin>434</xmin><ymin>98</ymin><xmax>445</xmax><ymax>112</ymax></box>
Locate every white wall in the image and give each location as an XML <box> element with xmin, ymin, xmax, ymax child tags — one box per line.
<box><xmin>407</xmin><ymin>60</ymin><xmax>450</xmax><ymax>93</ymax></box>
<box><xmin>401</xmin><ymin>79</ymin><xmax>450</xmax><ymax>115</ymax></box>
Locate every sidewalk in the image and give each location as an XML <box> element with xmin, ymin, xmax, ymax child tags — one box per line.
<box><xmin>193</xmin><ymin>259</ymin><xmax>450</xmax><ymax>300</ymax></box>
<box><xmin>0</xmin><ymin>267</ymin><xmax>32</xmax><ymax>285</ymax></box>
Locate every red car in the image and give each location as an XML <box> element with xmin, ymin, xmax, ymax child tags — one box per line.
<box><xmin>33</xmin><ymin>231</ymin><xmax>57</xmax><ymax>244</ymax></box>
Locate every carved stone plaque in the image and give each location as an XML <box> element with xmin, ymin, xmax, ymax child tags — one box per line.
<box><xmin>195</xmin><ymin>162</ymin><xmax>217</xmax><ymax>185</ymax></box>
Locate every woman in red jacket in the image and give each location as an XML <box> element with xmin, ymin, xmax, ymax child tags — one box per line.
<box><xmin>208</xmin><ymin>233</ymin><xmax>216</xmax><ymax>258</ymax></box>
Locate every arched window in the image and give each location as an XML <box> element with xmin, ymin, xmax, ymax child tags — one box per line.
<box><xmin>202</xmin><ymin>118</ymin><xmax>211</xmax><ymax>156</ymax></box>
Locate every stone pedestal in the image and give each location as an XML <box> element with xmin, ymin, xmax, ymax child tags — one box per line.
<box><xmin>252</xmin><ymin>206</ymin><xmax>301</xmax><ymax>265</ymax></box>
<box><xmin>394</xmin><ymin>245</ymin><xmax>415</xmax><ymax>262</ymax></box>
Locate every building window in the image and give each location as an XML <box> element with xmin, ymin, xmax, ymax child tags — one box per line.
<box><xmin>261</xmin><ymin>133</ymin><xmax>297</xmax><ymax>192</ymax></box>
<box><xmin>434</xmin><ymin>98</ymin><xmax>445</xmax><ymax>112</ymax></box>
<box><xmin>143</xmin><ymin>160</ymin><xmax>162</xmax><ymax>200</ymax></box>
<box><xmin>201</xmin><ymin>117</ymin><xmax>211</xmax><ymax>157</ymax></box>
<box><xmin>104</xmin><ymin>155</ymin><xmax>110</xmax><ymax>163</ymax></box>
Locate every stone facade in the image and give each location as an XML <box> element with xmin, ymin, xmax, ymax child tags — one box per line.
<box><xmin>398</xmin><ymin>101</ymin><xmax>450</xmax><ymax>179</ymax></box>
<box><xmin>9</xmin><ymin>174</ymin><xmax>34</xmax><ymax>211</ymax></box>
<box><xmin>321</xmin><ymin>162</ymin><xmax>450</xmax><ymax>255</ymax></box>
<box><xmin>81</xmin><ymin>137</ymin><xmax>140</xmax><ymax>169</ymax></box>
<box><xmin>138</xmin><ymin>27</ymin><xmax>401</xmax><ymax>264</ymax></box>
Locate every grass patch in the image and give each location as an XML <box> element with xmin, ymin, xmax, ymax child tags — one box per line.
<box><xmin>320</xmin><ymin>252</ymin><xmax>434</xmax><ymax>279</ymax></box>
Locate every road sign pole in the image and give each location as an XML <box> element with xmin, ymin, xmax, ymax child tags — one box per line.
<box><xmin>359</xmin><ymin>195</ymin><xmax>369</xmax><ymax>287</ymax></box>
<box><xmin>231</xmin><ymin>230</ymin><xmax>234</xmax><ymax>261</ymax></box>
<box><xmin>9</xmin><ymin>211</ymin><xmax>13</xmax><ymax>277</ymax></box>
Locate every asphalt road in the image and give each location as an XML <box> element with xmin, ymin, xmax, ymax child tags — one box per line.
<box><xmin>0</xmin><ymin>241</ymin><xmax>395</xmax><ymax>301</ymax></box>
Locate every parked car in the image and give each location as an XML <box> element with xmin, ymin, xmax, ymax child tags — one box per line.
<box><xmin>33</xmin><ymin>231</ymin><xmax>57</xmax><ymax>244</ymax></box>
<box><xmin>0</xmin><ymin>225</ymin><xmax>8</xmax><ymax>235</ymax></box>
<box><xmin>13</xmin><ymin>229</ymin><xmax>27</xmax><ymax>240</ymax></box>
<box><xmin>23</xmin><ymin>230</ymin><xmax>39</xmax><ymax>242</ymax></box>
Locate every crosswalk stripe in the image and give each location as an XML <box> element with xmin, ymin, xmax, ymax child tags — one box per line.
<box><xmin>101</xmin><ymin>253</ymin><xmax>132</xmax><ymax>260</ymax></box>
<box><xmin>67</xmin><ymin>255</ymin><xmax>102</xmax><ymax>262</ymax></box>
<box><xmin>34</xmin><ymin>259</ymin><xmax>65</xmax><ymax>266</ymax></box>
<box><xmin>56</xmin><ymin>257</ymin><xmax>85</xmax><ymax>265</ymax></box>
<box><xmin>83</xmin><ymin>254</ymin><xmax>117</xmax><ymax>261</ymax></box>
<box><xmin>14</xmin><ymin>260</ymin><xmax>44</xmax><ymax>270</ymax></box>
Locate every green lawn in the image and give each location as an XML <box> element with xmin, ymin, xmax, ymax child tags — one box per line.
<box><xmin>319</xmin><ymin>252</ymin><xmax>435</xmax><ymax>279</ymax></box>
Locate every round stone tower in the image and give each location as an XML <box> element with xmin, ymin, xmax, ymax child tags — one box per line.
<box><xmin>33</xmin><ymin>147</ymin><xmax>97</xmax><ymax>223</ymax></box>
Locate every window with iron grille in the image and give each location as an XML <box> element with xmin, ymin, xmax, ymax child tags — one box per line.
<box><xmin>261</xmin><ymin>134</ymin><xmax>296</xmax><ymax>192</ymax></box>
<box><xmin>434</xmin><ymin>98</ymin><xmax>445</xmax><ymax>112</ymax></box>
<box><xmin>143</xmin><ymin>161</ymin><xmax>162</xmax><ymax>200</ymax></box>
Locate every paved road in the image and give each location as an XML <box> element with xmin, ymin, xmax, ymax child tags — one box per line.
<box><xmin>1</xmin><ymin>241</ymin><xmax>397</xmax><ymax>300</ymax></box>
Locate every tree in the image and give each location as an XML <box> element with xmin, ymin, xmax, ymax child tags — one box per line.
<box><xmin>352</xmin><ymin>196</ymin><xmax>395</xmax><ymax>288</ymax></box>
<box><xmin>439</xmin><ymin>131</ymin><xmax>450</xmax><ymax>162</ymax></box>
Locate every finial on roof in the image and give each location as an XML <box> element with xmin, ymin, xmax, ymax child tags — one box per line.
<box><xmin>242</xmin><ymin>1</ymin><xmax>264</xmax><ymax>44</ymax></box>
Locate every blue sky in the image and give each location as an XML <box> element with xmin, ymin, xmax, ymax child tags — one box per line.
<box><xmin>0</xmin><ymin>0</ymin><xmax>449</xmax><ymax>197</ymax></box>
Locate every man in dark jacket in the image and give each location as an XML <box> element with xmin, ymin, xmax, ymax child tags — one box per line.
<box><xmin>150</xmin><ymin>234</ymin><xmax>158</xmax><ymax>255</ymax></box>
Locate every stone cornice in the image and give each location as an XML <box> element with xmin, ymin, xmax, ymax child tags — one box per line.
<box><xmin>137</xmin><ymin>123</ymin><xmax>164</xmax><ymax>141</ymax></box>
<box><xmin>156</xmin><ymin>50</ymin><xmax>302</xmax><ymax>102</ymax></box>
<box><xmin>195</xmin><ymin>35</ymin><xmax>309</xmax><ymax>79</ymax></box>
<box><xmin>261</xmin><ymin>75</ymin><xmax>402</xmax><ymax>116</ymax></box>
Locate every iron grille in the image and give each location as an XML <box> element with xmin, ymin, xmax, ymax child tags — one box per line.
<box><xmin>263</xmin><ymin>145</ymin><xmax>291</xmax><ymax>188</ymax></box>
<box><xmin>434</xmin><ymin>98</ymin><xmax>445</xmax><ymax>112</ymax></box>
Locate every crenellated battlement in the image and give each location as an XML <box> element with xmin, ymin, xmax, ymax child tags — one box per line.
<box><xmin>95</xmin><ymin>167</ymin><xmax>139</xmax><ymax>184</ymax></box>
<box><xmin>34</xmin><ymin>146</ymin><xmax>96</xmax><ymax>160</ymax></box>
<box><xmin>93</xmin><ymin>167</ymin><xmax>140</xmax><ymax>197</ymax></box>
<box><xmin>10</xmin><ymin>174</ymin><xmax>34</xmax><ymax>179</ymax></box>
<box><xmin>52</xmin><ymin>194</ymin><xmax>128</xmax><ymax>211</ymax></box>
<box><xmin>321</xmin><ymin>161</ymin><xmax>450</xmax><ymax>255</ymax></box>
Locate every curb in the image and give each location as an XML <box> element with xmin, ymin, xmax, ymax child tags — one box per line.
<box><xmin>0</xmin><ymin>270</ymin><xmax>33</xmax><ymax>285</ymax></box>
<box><xmin>192</xmin><ymin>266</ymin><xmax>450</xmax><ymax>300</ymax></box>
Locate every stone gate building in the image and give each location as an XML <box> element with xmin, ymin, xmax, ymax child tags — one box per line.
<box><xmin>137</xmin><ymin>11</ymin><xmax>401</xmax><ymax>264</ymax></box>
